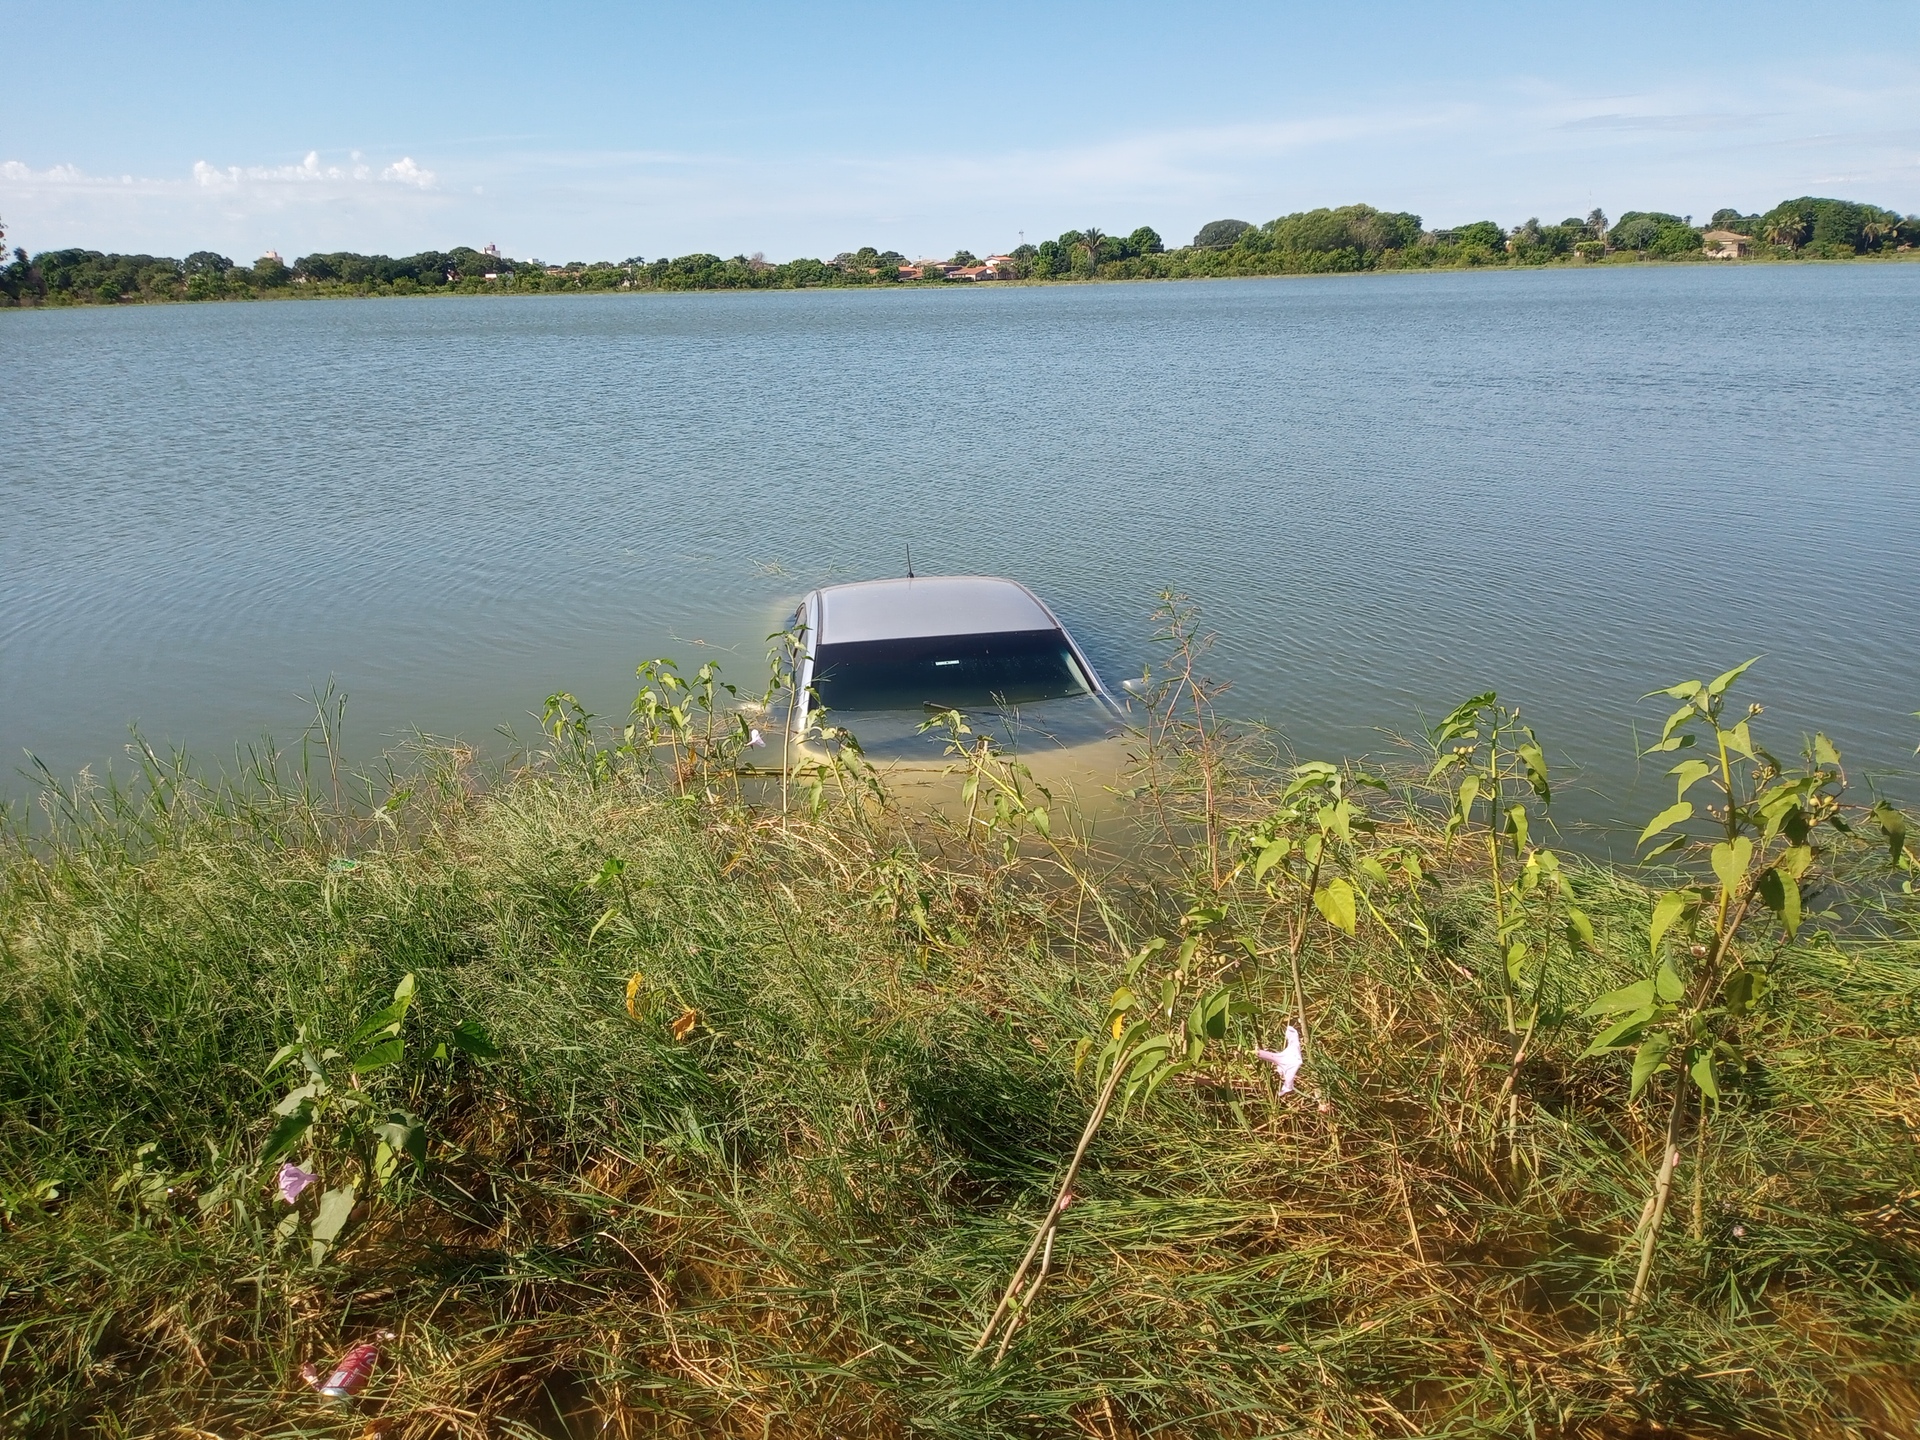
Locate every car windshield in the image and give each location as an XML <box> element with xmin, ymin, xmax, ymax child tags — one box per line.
<box><xmin>809</xmin><ymin>629</ymin><xmax>1093</xmax><ymax>713</ymax></box>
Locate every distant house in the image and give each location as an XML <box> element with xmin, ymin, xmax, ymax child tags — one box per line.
<box><xmin>1703</xmin><ymin>229</ymin><xmax>1751</xmax><ymax>259</ymax></box>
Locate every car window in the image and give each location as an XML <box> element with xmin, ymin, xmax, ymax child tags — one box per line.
<box><xmin>810</xmin><ymin>629</ymin><xmax>1091</xmax><ymax>712</ymax></box>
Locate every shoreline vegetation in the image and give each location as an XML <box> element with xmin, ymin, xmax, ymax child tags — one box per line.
<box><xmin>3</xmin><ymin>195</ymin><xmax>1917</xmax><ymax>308</ymax></box>
<box><xmin>3</xmin><ymin>606</ymin><xmax>1918</xmax><ymax>1437</ymax></box>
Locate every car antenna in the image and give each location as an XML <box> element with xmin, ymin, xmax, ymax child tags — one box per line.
<box><xmin>906</xmin><ymin>544</ymin><xmax>914</xmax><ymax>579</ymax></box>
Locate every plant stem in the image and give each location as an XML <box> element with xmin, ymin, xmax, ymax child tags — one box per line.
<box><xmin>1288</xmin><ymin>846</ymin><xmax>1325</xmax><ymax>1056</ymax></box>
<box><xmin>1485</xmin><ymin>728</ymin><xmax>1513</xmax><ymax>1036</ymax></box>
<box><xmin>971</xmin><ymin>1046</ymin><xmax>1129</xmax><ymax>1361</ymax></box>
<box><xmin>1628</xmin><ymin>1076</ymin><xmax>1689</xmax><ymax>1312</ymax></box>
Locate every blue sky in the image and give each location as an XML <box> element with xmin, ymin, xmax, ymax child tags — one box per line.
<box><xmin>3</xmin><ymin>0</ymin><xmax>1916</xmax><ymax>263</ymax></box>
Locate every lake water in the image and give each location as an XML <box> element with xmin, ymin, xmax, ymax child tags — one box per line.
<box><xmin>4</xmin><ymin>265</ymin><xmax>1917</xmax><ymax>850</ymax></box>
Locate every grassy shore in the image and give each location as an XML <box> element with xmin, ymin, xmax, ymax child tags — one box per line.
<box><xmin>2</xmin><ymin>646</ymin><xmax>1917</xmax><ymax>1438</ymax></box>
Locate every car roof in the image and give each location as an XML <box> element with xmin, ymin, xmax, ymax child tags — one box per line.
<box><xmin>811</xmin><ymin>575</ymin><xmax>1059</xmax><ymax>646</ymax></box>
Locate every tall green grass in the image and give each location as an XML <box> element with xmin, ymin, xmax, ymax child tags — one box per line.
<box><xmin>1</xmin><ymin>661</ymin><xmax>1916</xmax><ymax>1438</ymax></box>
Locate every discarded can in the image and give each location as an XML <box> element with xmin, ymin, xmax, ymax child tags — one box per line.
<box><xmin>313</xmin><ymin>1341</ymin><xmax>380</xmax><ymax>1399</ymax></box>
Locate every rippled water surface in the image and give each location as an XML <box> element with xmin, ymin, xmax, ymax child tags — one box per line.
<box><xmin>4</xmin><ymin>266</ymin><xmax>1917</xmax><ymax>843</ymax></box>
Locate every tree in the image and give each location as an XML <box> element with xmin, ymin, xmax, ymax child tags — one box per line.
<box><xmin>1608</xmin><ymin>213</ymin><xmax>1689</xmax><ymax>252</ymax></box>
<box><xmin>1453</xmin><ymin>221</ymin><xmax>1505</xmax><ymax>251</ymax></box>
<box><xmin>1077</xmin><ymin>227</ymin><xmax>1105</xmax><ymax>268</ymax></box>
<box><xmin>185</xmin><ymin>251</ymin><xmax>233</xmax><ymax>276</ymax></box>
<box><xmin>1763</xmin><ymin>216</ymin><xmax>1805</xmax><ymax>249</ymax></box>
<box><xmin>1192</xmin><ymin>218</ymin><xmax>1252</xmax><ymax>249</ymax></box>
<box><xmin>252</xmin><ymin>254</ymin><xmax>292</xmax><ymax>288</ymax></box>
<box><xmin>1587</xmin><ymin>208</ymin><xmax>1609</xmax><ymax>239</ymax></box>
<box><xmin>949</xmin><ymin>250</ymin><xmax>979</xmax><ymax>267</ymax></box>
<box><xmin>1126</xmin><ymin>226</ymin><xmax>1164</xmax><ymax>255</ymax></box>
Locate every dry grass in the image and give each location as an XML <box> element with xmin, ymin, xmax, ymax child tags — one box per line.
<box><xmin>1</xmin><ymin>714</ymin><xmax>1916</xmax><ymax>1439</ymax></box>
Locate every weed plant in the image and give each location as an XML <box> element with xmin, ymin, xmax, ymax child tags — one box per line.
<box><xmin>1</xmin><ymin>624</ymin><xmax>1916</xmax><ymax>1439</ymax></box>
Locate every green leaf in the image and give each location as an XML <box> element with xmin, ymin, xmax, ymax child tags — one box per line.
<box><xmin>1650</xmin><ymin>889</ymin><xmax>1692</xmax><ymax>956</ymax></box>
<box><xmin>1029</xmin><ymin>807</ymin><xmax>1050</xmax><ymax>838</ymax></box>
<box><xmin>1108</xmin><ymin>984</ymin><xmax>1137</xmax><ymax>1014</ymax></box>
<box><xmin>1517</xmin><ymin>741</ymin><xmax>1550</xmax><ymax>802</ymax></box>
<box><xmin>1669</xmin><ymin>758</ymin><xmax>1712</xmax><ymax>801</ymax></box>
<box><xmin>265</xmin><ymin>1042</ymin><xmax>300</xmax><ymax>1076</ymax></box>
<box><xmin>1711</xmin><ymin>836</ymin><xmax>1753</xmax><ymax>895</ymax></box>
<box><xmin>1123</xmin><ymin>938</ymin><xmax>1165</xmax><ymax>980</ymax></box>
<box><xmin>310</xmin><ymin>1184</ymin><xmax>357</xmax><ymax>1266</ymax></box>
<box><xmin>1253</xmin><ymin>840</ymin><xmax>1291</xmax><ymax>883</ymax></box>
<box><xmin>1565</xmin><ymin>905</ymin><xmax>1595</xmax><ymax>951</ymax></box>
<box><xmin>1756</xmin><ymin>868</ymin><xmax>1802</xmax><ymax>938</ymax></box>
<box><xmin>1723</xmin><ymin>721</ymin><xmax>1756</xmax><ymax>760</ymax></box>
<box><xmin>260</xmin><ymin>1105</ymin><xmax>314</xmax><ymax>1165</ymax></box>
<box><xmin>1870</xmin><ymin>801</ymin><xmax>1907</xmax><ymax>867</ymax></box>
<box><xmin>1583</xmin><ymin>1008</ymin><xmax>1654</xmax><ymax>1057</ymax></box>
<box><xmin>1122</xmin><ymin>1035</ymin><xmax>1175</xmax><ymax>1097</ymax></box>
<box><xmin>1688</xmin><ymin>1046</ymin><xmax>1720</xmax><ymax>1101</ymax></box>
<box><xmin>1630</xmin><ymin>1033</ymin><xmax>1673</xmax><ymax>1099</ymax></box>
<box><xmin>352</xmin><ymin>1037</ymin><xmax>403</xmax><ymax>1074</ymax></box>
<box><xmin>1457</xmin><ymin>774</ymin><xmax>1481</xmax><ymax>819</ymax></box>
<box><xmin>347</xmin><ymin>1001</ymin><xmax>408</xmax><ymax>1052</ymax></box>
<box><xmin>1638</xmin><ymin>801</ymin><xmax>1694</xmax><ymax>848</ymax></box>
<box><xmin>1655</xmin><ymin>960</ymin><xmax>1685</xmax><ymax>1003</ymax></box>
<box><xmin>1434</xmin><ymin>693</ymin><xmax>1494</xmax><ymax>743</ymax></box>
<box><xmin>1584</xmin><ymin>977</ymin><xmax>1655</xmax><ymax>1016</ymax></box>
<box><xmin>1651</xmin><ymin>679</ymin><xmax>1704</xmax><ymax>702</ymax></box>
<box><xmin>1504</xmin><ymin>941</ymin><xmax>1528</xmax><ymax>985</ymax></box>
<box><xmin>1657</xmin><ymin>701</ymin><xmax>1698</xmax><ymax>744</ymax></box>
<box><xmin>1721</xmin><ymin>968</ymin><xmax>1766</xmax><ymax>1017</ymax></box>
<box><xmin>1186</xmin><ymin>986</ymin><xmax>1234</xmax><ymax>1043</ymax></box>
<box><xmin>1811</xmin><ymin>732</ymin><xmax>1841</xmax><ymax>767</ymax></box>
<box><xmin>1313</xmin><ymin>878</ymin><xmax>1357</xmax><ymax>936</ymax></box>
<box><xmin>1505</xmin><ymin>805</ymin><xmax>1529</xmax><ymax>852</ymax></box>
<box><xmin>448</xmin><ymin>1019</ymin><xmax>501</xmax><ymax>1060</ymax></box>
<box><xmin>377</xmin><ymin>1111</ymin><xmax>428</xmax><ymax>1168</ymax></box>
<box><xmin>1706</xmin><ymin>659</ymin><xmax>1757</xmax><ymax>697</ymax></box>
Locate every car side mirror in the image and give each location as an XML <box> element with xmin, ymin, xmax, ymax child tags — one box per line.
<box><xmin>1120</xmin><ymin>677</ymin><xmax>1149</xmax><ymax>698</ymax></box>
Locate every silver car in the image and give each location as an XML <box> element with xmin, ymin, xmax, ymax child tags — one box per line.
<box><xmin>784</xmin><ymin>575</ymin><xmax>1128</xmax><ymax>768</ymax></box>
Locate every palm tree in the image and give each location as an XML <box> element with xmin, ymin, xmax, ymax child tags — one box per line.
<box><xmin>1861</xmin><ymin>216</ymin><xmax>1893</xmax><ymax>250</ymax></box>
<box><xmin>1764</xmin><ymin>217</ymin><xmax>1806</xmax><ymax>250</ymax></box>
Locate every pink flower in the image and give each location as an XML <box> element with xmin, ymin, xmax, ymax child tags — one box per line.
<box><xmin>277</xmin><ymin>1162</ymin><xmax>316</xmax><ymax>1204</ymax></box>
<box><xmin>747</xmin><ymin>728</ymin><xmax>766</xmax><ymax>748</ymax></box>
<box><xmin>1254</xmin><ymin>1027</ymin><xmax>1304</xmax><ymax>1095</ymax></box>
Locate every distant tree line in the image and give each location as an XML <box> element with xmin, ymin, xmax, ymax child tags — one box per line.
<box><xmin>3</xmin><ymin>194</ymin><xmax>1915</xmax><ymax>308</ymax></box>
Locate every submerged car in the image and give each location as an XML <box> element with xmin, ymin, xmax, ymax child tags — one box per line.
<box><xmin>782</xmin><ymin>575</ymin><xmax>1127</xmax><ymax>768</ymax></box>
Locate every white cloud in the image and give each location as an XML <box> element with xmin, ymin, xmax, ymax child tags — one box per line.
<box><xmin>193</xmin><ymin>151</ymin><xmax>381</xmax><ymax>188</ymax></box>
<box><xmin>2</xmin><ymin>151</ymin><xmax>448</xmax><ymax>257</ymax></box>
<box><xmin>380</xmin><ymin>157</ymin><xmax>435</xmax><ymax>188</ymax></box>
<box><xmin>2</xmin><ymin>161</ymin><xmax>96</xmax><ymax>185</ymax></box>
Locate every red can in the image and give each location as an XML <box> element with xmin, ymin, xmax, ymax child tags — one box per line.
<box><xmin>316</xmin><ymin>1341</ymin><xmax>380</xmax><ymax>1399</ymax></box>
